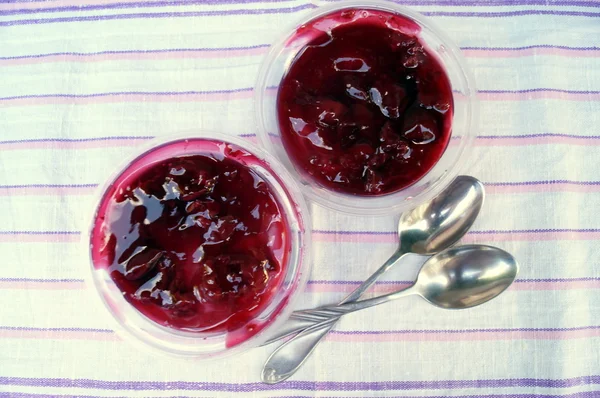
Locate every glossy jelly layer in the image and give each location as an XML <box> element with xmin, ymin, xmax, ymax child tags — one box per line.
<box><xmin>91</xmin><ymin>140</ymin><xmax>290</xmax><ymax>334</ymax></box>
<box><xmin>277</xmin><ymin>8</ymin><xmax>453</xmax><ymax>195</ymax></box>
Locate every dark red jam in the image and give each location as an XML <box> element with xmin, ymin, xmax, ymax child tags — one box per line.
<box><xmin>91</xmin><ymin>140</ymin><xmax>290</xmax><ymax>335</ymax></box>
<box><xmin>277</xmin><ymin>8</ymin><xmax>453</xmax><ymax>195</ymax></box>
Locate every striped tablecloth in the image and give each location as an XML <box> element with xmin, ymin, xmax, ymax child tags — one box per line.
<box><xmin>1</xmin><ymin>1</ymin><xmax>599</xmax><ymax>397</ymax></box>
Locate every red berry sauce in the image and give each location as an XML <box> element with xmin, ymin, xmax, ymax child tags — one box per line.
<box><xmin>91</xmin><ymin>139</ymin><xmax>290</xmax><ymax>337</ymax></box>
<box><xmin>277</xmin><ymin>8</ymin><xmax>453</xmax><ymax>195</ymax></box>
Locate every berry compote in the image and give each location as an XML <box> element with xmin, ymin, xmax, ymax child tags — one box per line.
<box><xmin>277</xmin><ymin>8</ymin><xmax>453</xmax><ymax>195</ymax></box>
<box><xmin>91</xmin><ymin>139</ymin><xmax>291</xmax><ymax>334</ymax></box>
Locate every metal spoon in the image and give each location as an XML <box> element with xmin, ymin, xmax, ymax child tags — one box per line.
<box><xmin>262</xmin><ymin>244</ymin><xmax>518</xmax><ymax>383</ymax></box>
<box><xmin>264</xmin><ymin>175</ymin><xmax>485</xmax><ymax>344</ymax></box>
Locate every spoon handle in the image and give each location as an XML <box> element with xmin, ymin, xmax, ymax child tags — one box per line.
<box><xmin>302</xmin><ymin>285</ymin><xmax>417</xmax><ymax>316</ymax></box>
<box><xmin>262</xmin><ymin>286</ymin><xmax>416</xmax><ymax>384</ymax></box>
<box><xmin>262</xmin><ymin>250</ymin><xmax>408</xmax><ymax>345</ymax></box>
<box><xmin>262</xmin><ymin>317</ymin><xmax>338</xmax><ymax>384</ymax></box>
<box><xmin>339</xmin><ymin>250</ymin><xmax>408</xmax><ymax>302</ymax></box>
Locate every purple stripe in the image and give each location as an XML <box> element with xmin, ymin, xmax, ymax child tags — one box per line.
<box><xmin>0</xmin><ymin>134</ymin><xmax>595</xmax><ymax>147</ymax></box>
<box><xmin>2</xmin><ymin>276</ymin><xmax>597</xmax><ymax>284</ymax></box>
<box><xmin>0</xmin><ymin>277</ymin><xmax>84</xmax><ymax>283</ymax></box>
<box><xmin>0</xmin><ymin>394</ymin><xmax>117</xmax><ymax>398</ymax></box>
<box><xmin>0</xmin><ymin>277</ymin><xmax>594</xmax><ymax>285</ymax></box>
<box><xmin>0</xmin><ymin>326</ymin><xmax>113</xmax><ymax>333</ymax></box>
<box><xmin>0</xmin><ymin>45</ymin><xmax>271</xmax><ymax>61</ymax></box>
<box><xmin>479</xmin><ymin>133</ymin><xmax>600</xmax><ymax>140</ymax></box>
<box><xmin>0</xmin><ymin>134</ymin><xmax>255</xmax><ymax>145</ymax></box>
<box><xmin>479</xmin><ymin>88</ymin><xmax>600</xmax><ymax>95</ymax></box>
<box><xmin>0</xmin><ymin>136</ymin><xmax>154</xmax><ymax>144</ymax></box>
<box><xmin>486</xmin><ymin>180</ymin><xmax>600</xmax><ymax>186</ymax></box>
<box><xmin>6</xmin><ymin>324</ymin><xmax>599</xmax><ymax>335</ymax></box>
<box><xmin>467</xmin><ymin>228</ymin><xmax>600</xmax><ymax>234</ymax></box>
<box><xmin>335</xmin><ymin>326</ymin><xmax>600</xmax><ymax>335</ymax></box>
<box><xmin>2</xmin><ymin>0</ymin><xmax>600</xmax><ymax>16</ymax></box>
<box><xmin>1</xmin><ymin>375</ymin><xmax>600</xmax><ymax>391</ymax></box>
<box><xmin>0</xmin><ymin>231</ymin><xmax>80</xmax><ymax>235</ymax></box>
<box><xmin>3</xmin><ymin>0</ymin><xmax>600</xmax><ymax>5</ymax></box>
<box><xmin>424</xmin><ymin>10</ymin><xmax>600</xmax><ymax>17</ymax></box>
<box><xmin>0</xmin><ymin>183</ymin><xmax>98</xmax><ymax>189</ymax></box>
<box><xmin>3</xmin><ymin>229</ymin><xmax>596</xmax><ymax>236</ymax></box>
<box><xmin>517</xmin><ymin>277</ymin><xmax>600</xmax><ymax>282</ymax></box>
<box><xmin>3</xmin><ymin>0</ymin><xmax>294</xmax><ymax>5</ymax></box>
<box><xmin>2</xmin><ymin>276</ymin><xmax>597</xmax><ymax>283</ymax></box>
<box><xmin>0</xmin><ymin>88</ymin><xmax>252</xmax><ymax>101</ymax></box>
<box><xmin>462</xmin><ymin>45</ymin><xmax>600</xmax><ymax>52</ymax></box>
<box><xmin>5</xmin><ymin>394</ymin><xmax>600</xmax><ymax>398</ymax></box>
<box><xmin>339</xmin><ymin>0</ymin><xmax>600</xmax><ymax>6</ymax></box>
<box><xmin>0</xmin><ymin>394</ymin><xmax>128</xmax><ymax>398</ymax></box>
<box><xmin>0</xmin><ymin>7</ymin><xmax>598</xmax><ymax>27</ymax></box>
<box><xmin>0</xmin><ymin>0</ymin><xmax>296</xmax><ymax>16</ymax></box>
<box><xmin>315</xmin><ymin>230</ymin><xmax>396</xmax><ymax>236</ymax></box>
<box><xmin>1</xmin><ymin>88</ymin><xmax>596</xmax><ymax>102</ymax></box>
<box><xmin>315</xmin><ymin>228</ymin><xmax>600</xmax><ymax>235</ymax></box>
<box><xmin>0</xmin><ymin>4</ymin><xmax>318</xmax><ymax>27</ymax></box>
<box><xmin>309</xmin><ymin>277</ymin><xmax>600</xmax><ymax>285</ymax></box>
<box><xmin>1</xmin><ymin>45</ymin><xmax>596</xmax><ymax>64</ymax></box>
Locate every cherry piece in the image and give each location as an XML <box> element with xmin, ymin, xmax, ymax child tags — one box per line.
<box><xmin>124</xmin><ymin>247</ymin><xmax>164</xmax><ymax>281</ymax></box>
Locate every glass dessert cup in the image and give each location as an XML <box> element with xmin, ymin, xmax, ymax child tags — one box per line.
<box><xmin>86</xmin><ymin>132</ymin><xmax>311</xmax><ymax>359</ymax></box>
<box><xmin>255</xmin><ymin>0</ymin><xmax>478</xmax><ymax>215</ymax></box>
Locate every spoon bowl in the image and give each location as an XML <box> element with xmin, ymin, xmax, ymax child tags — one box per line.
<box><xmin>399</xmin><ymin>175</ymin><xmax>485</xmax><ymax>255</ymax></box>
<box><xmin>415</xmin><ymin>245</ymin><xmax>519</xmax><ymax>309</ymax></box>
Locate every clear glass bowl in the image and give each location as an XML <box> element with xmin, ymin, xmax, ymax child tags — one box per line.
<box><xmin>85</xmin><ymin>132</ymin><xmax>311</xmax><ymax>359</ymax></box>
<box><xmin>254</xmin><ymin>0</ymin><xmax>478</xmax><ymax>215</ymax></box>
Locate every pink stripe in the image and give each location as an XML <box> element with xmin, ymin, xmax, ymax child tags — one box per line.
<box><xmin>0</xmin><ymin>138</ymin><xmax>149</xmax><ymax>150</ymax></box>
<box><xmin>513</xmin><ymin>280</ymin><xmax>600</xmax><ymax>290</ymax></box>
<box><xmin>313</xmin><ymin>230</ymin><xmax>600</xmax><ymax>243</ymax></box>
<box><xmin>2</xmin><ymin>46</ymin><xmax>598</xmax><ymax>67</ymax></box>
<box><xmin>3</xmin><ymin>327</ymin><xmax>597</xmax><ymax>342</ymax></box>
<box><xmin>0</xmin><ymin>234</ymin><xmax>80</xmax><ymax>243</ymax></box>
<box><xmin>0</xmin><ymin>0</ymin><xmax>167</xmax><ymax>11</ymax></box>
<box><xmin>0</xmin><ymin>135</ymin><xmax>257</xmax><ymax>151</ymax></box>
<box><xmin>0</xmin><ymin>186</ymin><xmax>95</xmax><ymax>196</ymax></box>
<box><xmin>313</xmin><ymin>232</ymin><xmax>397</xmax><ymax>244</ymax></box>
<box><xmin>307</xmin><ymin>280</ymin><xmax>600</xmax><ymax>293</ymax></box>
<box><xmin>479</xmin><ymin>91</ymin><xmax>600</xmax><ymax>101</ymax></box>
<box><xmin>487</xmin><ymin>183</ymin><xmax>600</xmax><ymax>194</ymax></box>
<box><xmin>462</xmin><ymin>231</ymin><xmax>600</xmax><ymax>242</ymax></box>
<box><xmin>0</xmin><ymin>329</ymin><xmax>119</xmax><ymax>341</ymax></box>
<box><xmin>462</xmin><ymin>47</ymin><xmax>600</xmax><ymax>58</ymax></box>
<box><xmin>2</xmin><ymin>230</ymin><xmax>597</xmax><ymax>244</ymax></box>
<box><xmin>476</xmin><ymin>135</ymin><xmax>600</xmax><ymax>146</ymax></box>
<box><xmin>0</xmin><ymin>47</ymin><xmax>269</xmax><ymax>66</ymax></box>
<box><xmin>8</xmin><ymin>181</ymin><xmax>595</xmax><ymax>202</ymax></box>
<box><xmin>2</xmin><ymin>279</ymin><xmax>599</xmax><ymax>292</ymax></box>
<box><xmin>1</xmin><ymin>90</ymin><xmax>596</xmax><ymax>108</ymax></box>
<box><xmin>1</xmin><ymin>135</ymin><xmax>597</xmax><ymax>151</ymax></box>
<box><xmin>0</xmin><ymin>90</ymin><xmax>253</xmax><ymax>107</ymax></box>
<box><xmin>326</xmin><ymin>329</ymin><xmax>600</xmax><ymax>342</ymax></box>
<box><xmin>0</xmin><ymin>281</ymin><xmax>85</xmax><ymax>290</ymax></box>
